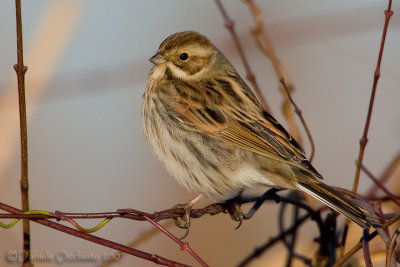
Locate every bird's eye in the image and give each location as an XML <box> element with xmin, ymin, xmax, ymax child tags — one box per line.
<box><xmin>179</xmin><ymin>52</ymin><xmax>189</xmax><ymax>61</ymax></box>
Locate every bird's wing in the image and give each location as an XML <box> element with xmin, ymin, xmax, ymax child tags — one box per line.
<box><xmin>172</xmin><ymin>81</ymin><xmax>321</xmax><ymax>179</ymax></box>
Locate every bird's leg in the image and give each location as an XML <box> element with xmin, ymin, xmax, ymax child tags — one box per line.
<box><xmin>173</xmin><ymin>194</ymin><xmax>203</xmax><ymax>239</ymax></box>
<box><xmin>225</xmin><ymin>190</ymin><xmax>244</xmax><ymax>229</ymax></box>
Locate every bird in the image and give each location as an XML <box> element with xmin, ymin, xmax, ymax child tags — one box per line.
<box><xmin>141</xmin><ymin>31</ymin><xmax>380</xmax><ymax>228</ymax></box>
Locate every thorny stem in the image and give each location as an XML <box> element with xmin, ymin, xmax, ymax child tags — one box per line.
<box><xmin>14</xmin><ymin>0</ymin><xmax>30</xmax><ymax>266</ymax></box>
<box><xmin>214</xmin><ymin>0</ymin><xmax>271</xmax><ymax>113</ymax></box>
<box><xmin>341</xmin><ymin>0</ymin><xmax>393</xmax><ymax>257</ymax></box>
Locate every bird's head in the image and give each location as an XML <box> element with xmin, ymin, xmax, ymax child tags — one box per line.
<box><xmin>150</xmin><ymin>31</ymin><xmax>219</xmax><ymax>80</ymax></box>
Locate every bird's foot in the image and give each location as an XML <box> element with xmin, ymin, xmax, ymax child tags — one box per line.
<box><xmin>225</xmin><ymin>193</ymin><xmax>244</xmax><ymax>229</ymax></box>
<box><xmin>172</xmin><ymin>194</ymin><xmax>202</xmax><ymax>239</ymax></box>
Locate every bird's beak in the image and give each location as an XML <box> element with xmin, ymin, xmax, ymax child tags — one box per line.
<box><xmin>149</xmin><ymin>52</ymin><xmax>165</xmax><ymax>65</ymax></box>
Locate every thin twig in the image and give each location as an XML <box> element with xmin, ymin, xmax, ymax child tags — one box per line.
<box><xmin>334</xmin><ymin>214</ymin><xmax>400</xmax><ymax>267</ymax></box>
<box><xmin>342</xmin><ymin>0</ymin><xmax>394</xmax><ymax>257</ymax></box>
<box><xmin>243</xmin><ymin>0</ymin><xmax>307</xmax><ymax>150</ymax></box>
<box><xmin>279</xmin><ymin>200</ymin><xmax>311</xmax><ymax>267</ymax></box>
<box><xmin>2</xmin><ymin>191</ymin><xmax>318</xmax><ymax>267</ymax></box>
<box><xmin>0</xmin><ymin>190</ymin><xmax>319</xmax><ymax>225</ymax></box>
<box><xmin>0</xmin><ymin>203</ymin><xmax>190</xmax><ymax>267</ymax></box>
<box><xmin>237</xmin><ymin>214</ymin><xmax>311</xmax><ymax>267</ymax></box>
<box><xmin>143</xmin><ymin>216</ymin><xmax>209</xmax><ymax>267</ymax></box>
<box><xmin>243</xmin><ymin>188</ymin><xmax>281</xmax><ymax>219</ymax></box>
<box><xmin>280</xmin><ymin>78</ymin><xmax>315</xmax><ymax>161</ymax></box>
<box><xmin>351</xmin><ymin>0</ymin><xmax>393</xmax><ymax>195</ymax></box>
<box><xmin>362</xmin><ymin>228</ymin><xmax>373</xmax><ymax>267</ymax></box>
<box><xmin>99</xmin><ymin>221</ymin><xmax>175</xmax><ymax>267</ymax></box>
<box><xmin>241</xmin><ymin>189</ymin><xmax>324</xmax><ymax>223</ymax></box>
<box><xmin>1</xmin><ymin>190</ymin><xmax>393</xmax><ymax>266</ymax></box>
<box><xmin>359</xmin><ymin>162</ymin><xmax>400</xmax><ymax>208</ymax></box>
<box><xmin>386</xmin><ymin>228</ymin><xmax>399</xmax><ymax>267</ymax></box>
<box><xmin>13</xmin><ymin>0</ymin><xmax>30</xmax><ymax>266</ymax></box>
<box><xmin>242</xmin><ymin>0</ymin><xmax>319</xmax><ymax>215</ymax></box>
<box><xmin>239</xmin><ymin>189</ymin><xmax>325</xmax><ymax>266</ymax></box>
<box><xmin>366</xmin><ymin>150</ymin><xmax>400</xmax><ymax>198</ymax></box>
<box><xmin>332</xmin><ymin>187</ymin><xmax>370</xmax><ymax>202</ymax></box>
<box><xmin>335</xmin><ymin>236</ymin><xmax>370</xmax><ymax>267</ymax></box>
<box><xmin>214</xmin><ymin>0</ymin><xmax>271</xmax><ymax>113</ymax></box>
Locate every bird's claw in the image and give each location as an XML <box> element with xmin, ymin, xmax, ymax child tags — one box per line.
<box><xmin>172</xmin><ymin>203</ymin><xmax>193</xmax><ymax>239</ymax></box>
<box><xmin>225</xmin><ymin>196</ymin><xmax>244</xmax><ymax>229</ymax></box>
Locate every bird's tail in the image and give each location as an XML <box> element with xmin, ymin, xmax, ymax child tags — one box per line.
<box><xmin>297</xmin><ymin>180</ymin><xmax>381</xmax><ymax>228</ymax></box>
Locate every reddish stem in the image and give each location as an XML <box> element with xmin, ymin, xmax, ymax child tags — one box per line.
<box><xmin>366</xmin><ymin>150</ymin><xmax>400</xmax><ymax>198</ymax></box>
<box><xmin>214</xmin><ymin>0</ymin><xmax>271</xmax><ymax>113</ymax></box>
<box><xmin>352</xmin><ymin>0</ymin><xmax>393</xmax><ymax>193</ymax></box>
<box><xmin>342</xmin><ymin>0</ymin><xmax>394</xmax><ymax>257</ymax></box>
<box><xmin>362</xmin><ymin>228</ymin><xmax>372</xmax><ymax>267</ymax></box>
<box><xmin>359</xmin><ymin>163</ymin><xmax>400</xmax><ymax>207</ymax></box>
<box><xmin>143</xmin><ymin>216</ymin><xmax>209</xmax><ymax>267</ymax></box>
<box><xmin>0</xmin><ymin>203</ymin><xmax>189</xmax><ymax>267</ymax></box>
<box><xmin>13</xmin><ymin>0</ymin><xmax>30</xmax><ymax>266</ymax></box>
<box><xmin>280</xmin><ymin>78</ymin><xmax>315</xmax><ymax>162</ymax></box>
<box><xmin>386</xmin><ymin>229</ymin><xmax>400</xmax><ymax>266</ymax></box>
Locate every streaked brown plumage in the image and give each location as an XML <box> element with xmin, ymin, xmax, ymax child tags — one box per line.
<box><xmin>141</xmin><ymin>31</ymin><xmax>380</xmax><ymax>228</ymax></box>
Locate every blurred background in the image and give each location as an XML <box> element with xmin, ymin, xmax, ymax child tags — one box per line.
<box><xmin>0</xmin><ymin>0</ymin><xmax>399</xmax><ymax>266</ymax></box>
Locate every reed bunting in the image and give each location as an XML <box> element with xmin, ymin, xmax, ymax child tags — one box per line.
<box><xmin>141</xmin><ymin>31</ymin><xmax>380</xmax><ymax>228</ymax></box>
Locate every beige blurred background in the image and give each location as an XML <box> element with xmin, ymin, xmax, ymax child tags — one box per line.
<box><xmin>0</xmin><ymin>0</ymin><xmax>399</xmax><ymax>266</ymax></box>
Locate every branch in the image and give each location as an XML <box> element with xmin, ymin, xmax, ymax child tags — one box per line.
<box><xmin>143</xmin><ymin>216</ymin><xmax>208</xmax><ymax>267</ymax></box>
<box><xmin>242</xmin><ymin>0</ymin><xmax>307</xmax><ymax>150</ymax></box>
<box><xmin>366</xmin><ymin>150</ymin><xmax>400</xmax><ymax>198</ymax></box>
<box><xmin>239</xmin><ymin>189</ymin><xmax>326</xmax><ymax>266</ymax></box>
<box><xmin>13</xmin><ymin>0</ymin><xmax>30</xmax><ymax>266</ymax></box>
<box><xmin>214</xmin><ymin>0</ymin><xmax>271</xmax><ymax>113</ymax></box>
<box><xmin>386</xmin><ymin>228</ymin><xmax>400</xmax><ymax>267</ymax></box>
<box><xmin>2</xmin><ymin>191</ymin><xmax>318</xmax><ymax>266</ymax></box>
<box><xmin>279</xmin><ymin>199</ymin><xmax>312</xmax><ymax>266</ymax></box>
<box><xmin>362</xmin><ymin>228</ymin><xmax>372</xmax><ymax>267</ymax></box>
<box><xmin>341</xmin><ymin>0</ymin><xmax>393</xmax><ymax>257</ymax></box>
<box><xmin>359</xmin><ymin>162</ymin><xmax>400</xmax><ymax>208</ymax></box>
<box><xmin>0</xmin><ymin>203</ymin><xmax>190</xmax><ymax>267</ymax></box>
<box><xmin>334</xmin><ymin>214</ymin><xmax>400</xmax><ymax>267</ymax></box>
<box><xmin>351</xmin><ymin>0</ymin><xmax>393</xmax><ymax>194</ymax></box>
<box><xmin>280</xmin><ymin>78</ymin><xmax>315</xmax><ymax>162</ymax></box>
<box><xmin>238</xmin><ymin>214</ymin><xmax>311</xmax><ymax>267</ymax></box>
<box><xmin>0</xmin><ymin>190</ymin><xmax>320</xmax><ymax>225</ymax></box>
<box><xmin>242</xmin><ymin>0</ymin><xmax>317</xmax><ymax>213</ymax></box>
<box><xmin>1</xmin><ymin>187</ymin><xmax>394</xmax><ymax>266</ymax></box>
